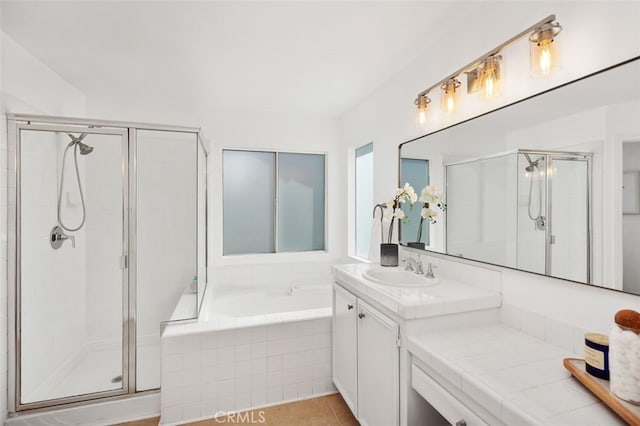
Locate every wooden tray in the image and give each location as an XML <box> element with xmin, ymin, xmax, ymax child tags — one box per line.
<box><xmin>564</xmin><ymin>357</ymin><xmax>640</xmax><ymax>426</ymax></box>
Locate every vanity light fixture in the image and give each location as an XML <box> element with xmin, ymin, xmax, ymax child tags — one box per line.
<box><xmin>413</xmin><ymin>14</ymin><xmax>561</xmax><ymax>122</ymax></box>
<box><xmin>529</xmin><ymin>21</ymin><xmax>563</xmax><ymax>77</ymax></box>
<box><xmin>414</xmin><ymin>93</ymin><xmax>431</xmax><ymax>124</ymax></box>
<box><xmin>441</xmin><ymin>78</ymin><xmax>461</xmax><ymax>113</ymax></box>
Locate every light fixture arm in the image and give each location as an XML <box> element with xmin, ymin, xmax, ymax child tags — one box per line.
<box><xmin>414</xmin><ymin>14</ymin><xmax>556</xmax><ymax>101</ymax></box>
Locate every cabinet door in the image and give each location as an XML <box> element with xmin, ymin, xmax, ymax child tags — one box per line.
<box><xmin>357</xmin><ymin>300</ymin><xmax>400</xmax><ymax>426</ymax></box>
<box><xmin>332</xmin><ymin>285</ymin><xmax>358</xmax><ymax>415</ymax></box>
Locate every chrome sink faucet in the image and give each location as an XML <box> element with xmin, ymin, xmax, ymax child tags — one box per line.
<box><xmin>402</xmin><ymin>256</ymin><xmax>424</xmax><ymax>275</ymax></box>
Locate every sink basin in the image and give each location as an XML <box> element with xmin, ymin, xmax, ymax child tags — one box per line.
<box><xmin>362</xmin><ymin>267</ymin><xmax>440</xmax><ymax>287</ymax></box>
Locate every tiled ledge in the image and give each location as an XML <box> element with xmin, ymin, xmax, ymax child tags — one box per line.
<box><xmin>409</xmin><ymin>324</ymin><xmax>625</xmax><ymax>425</ymax></box>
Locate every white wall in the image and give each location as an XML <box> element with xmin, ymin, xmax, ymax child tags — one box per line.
<box><xmin>1</xmin><ymin>31</ymin><xmax>85</xmax><ymax>417</ymax></box>
<box><xmin>341</xmin><ymin>2</ymin><xmax>640</xmax><ymax>322</ymax></box>
<box><xmin>86</xmin><ymin>97</ymin><xmax>347</xmax><ymax>273</ymax></box>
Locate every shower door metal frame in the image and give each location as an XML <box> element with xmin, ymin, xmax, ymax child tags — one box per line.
<box><xmin>9</xmin><ymin>122</ymin><xmax>131</xmax><ymax>411</ymax></box>
<box><xmin>7</xmin><ymin>113</ymin><xmax>209</xmax><ymax>414</ymax></box>
<box><xmin>544</xmin><ymin>152</ymin><xmax>593</xmax><ymax>284</ymax></box>
<box><xmin>442</xmin><ymin>149</ymin><xmax>593</xmax><ymax>282</ymax></box>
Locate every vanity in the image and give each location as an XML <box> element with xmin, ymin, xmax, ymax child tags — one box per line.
<box><xmin>333</xmin><ymin>254</ymin><xmax>629</xmax><ymax>426</ymax></box>
<box><xmin>332</xmin><ymin>258</ymin><xmax>502</xmax><ymax>426</ymax></box>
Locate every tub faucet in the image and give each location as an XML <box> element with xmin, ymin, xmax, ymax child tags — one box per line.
<box><xmin>288</xmin><ymin>285</ymin><xmax>297</xmax><ymax>296</ymax></box>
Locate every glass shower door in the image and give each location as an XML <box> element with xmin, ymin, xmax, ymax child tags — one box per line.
<box><xmin>549</xmin><ymin>157</ymin><xmax>590</xmax><ymax>282</ymax></box>
<box><xmin>18</xmin><ymin>125</ymin><xmax>128</xmax><ymax>408</ymax></box>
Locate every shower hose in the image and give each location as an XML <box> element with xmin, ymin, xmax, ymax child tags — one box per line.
<box><xmin>57</xmin><ymin>142</ymin><xmax>87</xmax><ymax>232</ymax></box>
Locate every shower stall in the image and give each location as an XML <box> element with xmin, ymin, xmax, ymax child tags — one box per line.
<box><xmin>446</xmin><ymin>149</ymin><xmax>592</xmax><ymax>283</ymax></box>
<box><xmin>7</xmin><ymin>114</ymin><xmax>208</xmax><ymax>412</ymax></box>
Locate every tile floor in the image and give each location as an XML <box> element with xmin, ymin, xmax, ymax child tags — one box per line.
<box><xmin>119</xmin><ymin>393</ymin><xmax>358</xmax><ymax>425</ymax></box>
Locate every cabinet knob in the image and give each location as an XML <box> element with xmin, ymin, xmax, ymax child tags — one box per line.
<box><xmin>455</xmin><ymin>420</ymin><xmax>467</xmax><ymax>426</ymax></box>
<box><xmin>347</xmin><ymin>304</ymin><xmax>354</xmax><ymax>310</ymax></box>
<box><xmin>358</xmin><ymin>313</ymin><xmax>365</xmax><ymax>319</ymax></box>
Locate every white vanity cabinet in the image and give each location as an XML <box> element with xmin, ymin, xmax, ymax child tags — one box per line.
<box><xmin>332</xmin><ymin>284</ymin><xmax>400</xmax><ymax>426</ymax></box>
<box><xmin>332</xmin><ymin>284</ymin><xmax>358</xmax><ymax>414</ymax></box>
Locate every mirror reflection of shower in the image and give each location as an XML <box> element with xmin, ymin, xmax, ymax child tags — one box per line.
<box><xmin>524</xmin><ymin>153</ymin><xmax>546</xmax><ymax>231</ymax></box>
<box><xmin>56</xmin><ymin>131</ymin><xmax>95</xmax><ymax>233</ymax></box>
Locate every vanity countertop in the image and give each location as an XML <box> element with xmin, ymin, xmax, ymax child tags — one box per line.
<box><xmin>332</xmin><ymin>263</ymin><xmax>501</xmax><ymax>320</ymax></box>
<box><xmin>408</xmin><ymin>323</ymin><xmax>625</xmax><ymax>425</ymax></box>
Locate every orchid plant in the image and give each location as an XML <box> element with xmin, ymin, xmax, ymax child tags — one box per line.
<box><xmin>415</xmin><ymin>184</ymin><xmax>446</xmax><ymax>243</ymax></box>
<box><xmin>382</xmin><ymin>183</ymin><xmax>417</xmax><ymax>244</ymax></box>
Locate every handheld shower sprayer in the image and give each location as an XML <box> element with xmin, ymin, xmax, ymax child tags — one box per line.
<box><xmin>56</xmin><ymin>128</ymin><xmax>96</xmax><ymax>235</ymax></box>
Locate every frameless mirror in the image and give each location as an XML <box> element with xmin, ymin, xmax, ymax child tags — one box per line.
<box><xmin>399</xmin><ymin>56</ymin><xmax>640</xmax><ymax>295</ymax></box>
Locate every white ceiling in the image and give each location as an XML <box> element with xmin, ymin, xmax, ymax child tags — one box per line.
<box><xmin>1</xmin><ymin>1</ymin><xmax>462</xmax><ymax>117</ymax></box>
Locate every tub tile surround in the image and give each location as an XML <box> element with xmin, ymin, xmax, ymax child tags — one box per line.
<box><xmin>160</xmin><ymin>318</ymin><xmax>334</xmax><ymax>425</ymax></box>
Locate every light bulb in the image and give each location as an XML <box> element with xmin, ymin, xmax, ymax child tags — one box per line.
<box><xmin>415</xmin><ymin>94</ymin><xmax>430</xmax><ymax>125</ymax></box>
<box><xmin>480</xmin><ymin>55</ymin><xmax>501</xmax><ymax>98</ymax></box>
<box><xmin>441</xmin><ymin>78</ymin><xmax>460</xmax><ymax>114</ymax></box>
<box><xmin>446</xmin><ymin>95</ymin><xmax>455</xmax><ymax>112</ymax></box>
<box><xmin>539</xmin><ymin>40</ymin><xmax>552</xmax><ymax>76</ymax></box>
<box><xmin>484</xmin><ymin>74</ymin><xmax>495</xmax><ymax>98</ymax></box>
<box><xmin>529</xmin><ymin>21</ymin><xmax>562</xmax><ymax>77</ymax></box>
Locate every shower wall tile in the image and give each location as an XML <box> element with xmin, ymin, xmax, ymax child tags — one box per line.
<box><xmin>159</xmin><ymin>318</ymin><xmax>335</xmax><ymax>424</ymax></box>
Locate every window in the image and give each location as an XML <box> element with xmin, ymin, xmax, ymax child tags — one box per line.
<box><xmin>400</xmin><ymin>158</ymin><xmax>429</xmax><ymax>245</ymax></box>
<box><xmin>355</xmin><ymin>143</ymin><xmax>373</xmax><ymax>259</ymax></box>
<box><xmin>223</xmin><ymin>150</ymin><xmax>325</xmax><ymax>255</ymax></box>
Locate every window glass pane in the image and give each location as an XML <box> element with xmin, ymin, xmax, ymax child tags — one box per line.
<box><xmin>355</xmin><ymin>143</ymin><xmax>374</xmax><ymax>258</ymax></box>
<box><xmin>277</xmin><ymin>153</ymin><xmax>325</xmax><ymax>252</ymax></box>
<box><xmin>223</xmin><ymin>150</ymin><xmax>275</xmax><ymax>254</ymax></box>
<box><xmin>400</xmin><ymin>158</ymin><xmax>429</xmax><ymax>244</ymax></box>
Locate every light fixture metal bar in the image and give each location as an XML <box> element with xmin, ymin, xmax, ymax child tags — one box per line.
<box><xmin>415</xmin><ymin>14</ymin><xmax>556</xmax><ymax>99</ymax></box>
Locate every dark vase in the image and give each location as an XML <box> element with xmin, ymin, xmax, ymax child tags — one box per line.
<box><xmin>407</xmin><ymin>242</ymin><xmax>426</xmax><ymax>250</ymax></box>
<box><xmin>380</xmin><ymin>243</ymin><xmax>399</xmax><ymax>267</ymax></box>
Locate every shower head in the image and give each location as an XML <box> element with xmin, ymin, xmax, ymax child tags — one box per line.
<box><xmin>66</xmin><ymin>133</ymin><xmax>94</xmax><ymax>155</ymax></box>
<box><xmin>524</xmin><ymin>153</ymin><xmax>538</xmax><ymax>172</ymax></box>
<box><xmin>66</xmin><ymin>129</ymin><xmax>95</xmax><ymax>155</ymax></box>
<box><xmin>78</xmin><ymin>141</ymin><xmax>94</xmax><ymax>155</ymax></box>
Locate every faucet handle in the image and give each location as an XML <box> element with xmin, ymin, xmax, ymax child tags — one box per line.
<box><xmin>403</xmin><ymin>257</ymin><xmax>414</xmax><ymax>271</ymax></box>
<box><xmin>415</xmin><ymin>261</ymin><xmax>424</xmax><ymax>275</ymax></box>
<box><xmin>425</xmin><ymin>262</ymin><xmax>436</xmax><ymax>278</ymax></box>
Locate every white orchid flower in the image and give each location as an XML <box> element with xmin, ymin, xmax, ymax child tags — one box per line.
<box><xmin>400</xmin><ymin>183</ymin><xmax>418</xmax><ymax>204</ymax></box>
<box><xmin>395</xmin><ymin>208</ymin><xmax>406</xmax><ymax>220</ymax></box>
<box><xmin>382</xmin><ymin>200</ymin><xmax>395</xmax><ymax>222</ymax></box>
<box><xmin>420</xmin><ymin>184</ymin><xmax>441</xmax><ymax>204</ymax></box>
<box><xmin>421</xmin><ymin>207</ymin><xmax>437</xmax><ymax>219</ymax></box>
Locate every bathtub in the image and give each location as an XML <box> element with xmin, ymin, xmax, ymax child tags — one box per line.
<box><xmin>160</xmin><ymin>282</ymin><xmax>335</xmax><ymax>424</ymax></box>
<box><xmin>199</xmin><ymin>284</ymin><xmax>332</xmax><ymax>323</ymax></box>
